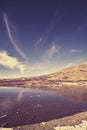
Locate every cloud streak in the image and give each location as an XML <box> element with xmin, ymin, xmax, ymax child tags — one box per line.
<box><xmin>70</xmin><ymin>49</ymin><xmax>82</xmax><ymax>53</ymax></box>
<box><xmin>34</xmin><ymin>37</ymin><xmax>43</xmax><ymax>47</ymax></box>
<box><xmin>42</xmin><ymin>43</ymin><xmax>59</xmax><ymax>62</ymax></box>
<box><xmin>0</xmin><ymin>50</ymin><xmax>26</xmax><ymax>74</ymax></box>
<box><xmin>3</xmin><ymin>12</ymin><xmax>27</xmax><ymax>59</ymax></box>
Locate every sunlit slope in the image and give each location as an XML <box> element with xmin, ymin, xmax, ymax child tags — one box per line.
<box><xmin>0</xmin><ymin>62</ymin><xmax>87</xmax><ymax>88</ymax></box>
<box><xmin>47</xmin><ymin>62</ymin><xmax>87</xmax><ymax>81</ymax></box>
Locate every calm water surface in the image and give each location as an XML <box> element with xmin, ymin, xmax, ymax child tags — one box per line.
<box><xmin>0</xmin><ymin>86</ymin><xmax>87</xmax><ymax>127</ymax></box>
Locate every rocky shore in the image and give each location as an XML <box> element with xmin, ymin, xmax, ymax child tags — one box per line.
<box><xmin>0</xmin><ymin>112</ymin><xmax>87</xmax><ymax>130</ymax></box>
<box><xmin>13</xmin><ymin>112</ymin><xmax>87</xmax><ymax>130</ymax></box>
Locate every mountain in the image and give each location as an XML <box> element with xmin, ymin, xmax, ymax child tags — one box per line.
<box><xmin>0</xmin><ymin>62</ymin><xmax>87</xmax><ymax>89</ymax></box>
<box><xmin>45</xmin><ymin>62</ymin><xmax>87</xmax><ymax>83</ymax></box>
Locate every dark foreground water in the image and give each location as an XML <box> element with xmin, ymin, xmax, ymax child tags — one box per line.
<box><xmin>0</xmin><ymin>87</ymin><xmax>87</xmax><ymax>127</ymax></box>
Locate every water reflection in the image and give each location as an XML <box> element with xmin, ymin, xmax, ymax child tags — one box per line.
<box><xmin>0</xmin><ymin>87</ymin><xmax>87</xmax><ymax>127</ymax></box>
<box><xmin>56</xmin><ymin>86</ymin><xmax>87</xmax><ymax>102</ymax></box>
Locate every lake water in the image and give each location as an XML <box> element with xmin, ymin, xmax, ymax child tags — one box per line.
<box><xmin>0</xmin><ymin>87</ymin><xmax>87</xmax><ymax>127</ymax></box>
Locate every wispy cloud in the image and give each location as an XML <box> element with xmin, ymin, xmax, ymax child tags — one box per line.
<box><xmin>3</xmin><ymin>12</ymin><xmax>27</xmax><ymax>59</ymax></box>
<box><xmin>25</xmin><ymin>64</ymin><xmax>48</xmax><ymax>74</ymax></box>
<box><xmin>0</xmin><ymin>50</ymin><xmax>49</xmax><ymax>76</ymax></box>
<box><xmin>42</xmin><ymin>43</ymin><xmax>59</xmax><ymax>62</ymax></box>
<box><xmin>34</xmin><ymin>37</ymin><xmax>43</xmax><ymax>47</ymax></box>
<box><xmin>0</xmin><ymin>50</ymin><xmax>26</xmax><ymax>74</ymax></box>
<box><xmin>65</xmin><ymin>56</ymin><xmax>86</xmax><ymax>68</ymax></box>
<box><xmin>41</xmin><ymin>11</ymin><xmax>61</xmax><ymax>45</ymax></box>
<box><xmin>70</xmin><ymin>49</ymin><xmax>82</xmax><ymax>53</ymax></box>
<box><xmin>66</xmin><ymin>62</ymin><xmax>75</xmax><ymax>67</ymax></box>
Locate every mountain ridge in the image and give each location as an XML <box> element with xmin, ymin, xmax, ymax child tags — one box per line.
<box><xmin>0</xmin><ymin>62</ymin><xmax>87</xmax><ymax>89</ymax></box>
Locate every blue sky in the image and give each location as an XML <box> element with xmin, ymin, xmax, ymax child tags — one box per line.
<box><xmin>0</xmin><ymin>0</ymin><xmax>87</xmax><ymax>78</ymax></box>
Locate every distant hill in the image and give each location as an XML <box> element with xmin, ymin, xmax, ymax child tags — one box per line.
<box><xmin>46</xmin><ymin>62</ymin><xmax>87</xmax><ymax>81</ymax></box>
<box><xmin>0</xmin><ymin>62</ymin><xmax>87</xmax><ymax>89</ymax></box>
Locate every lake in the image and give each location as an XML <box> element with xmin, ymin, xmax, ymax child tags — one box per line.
<box><xmin>0</xmin><ymin>86</ymin><xmax>87</xmax><ymax>127</ymax></box>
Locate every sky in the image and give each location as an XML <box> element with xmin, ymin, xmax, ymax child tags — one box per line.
<box><xmin>0</xmin><ymin>0</ymin><xmax>87</xmax><ymax>79</ymax></box>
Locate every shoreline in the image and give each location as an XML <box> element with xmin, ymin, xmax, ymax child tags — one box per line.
<box><xmin>12</xmin><ymin>111</ymin><xmax>87</xmax><ymax>130</ymax></box>
<box><xmin>0</xmin><ymin>112</ymin><xmax>87</xmax><ymax>129</ymax></box>
<box><xmin>0</xmin><ymin>87</ymin><xmax>87</xmax><ymax>129</ymax></box>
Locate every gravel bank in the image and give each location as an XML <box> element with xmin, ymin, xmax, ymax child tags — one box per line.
<box><xmin>11</xmin><ymin>112</ymin><xmax>87</xmax><ymax>130</ymax></box>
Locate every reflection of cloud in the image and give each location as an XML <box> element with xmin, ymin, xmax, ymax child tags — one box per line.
<box><xmin>3</xmin><ymin>12</ymin><xmax>27</xmax><ymax>59</ymax></box>
<box><xmin>70</xmin><ymin>49</ymin><xmax>82</xmax><ymax>53</ymax></box>
<box><xmin>17</xmin><ymin>90</ymin><xmax>24</xmax><ymax>102</ymax></box>
<box><xmin>0</xmin><ymin>50</ymin><xmax>26</xmax><ymax>74</ymax></box>
<box><xmin>42</xmin><ymin>43</ymin><xmax>59</xmax><ymax>62</ymax></box>
<box><xmin>0</xmin><ymin>115</ymin><xmax>7</xmax><ymax>119</ymax></box>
